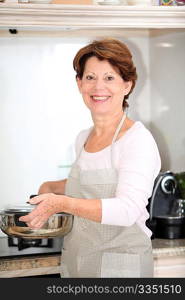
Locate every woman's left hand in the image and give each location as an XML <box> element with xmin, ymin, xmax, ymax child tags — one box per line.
<box><xmin>19</xmin><ymin>193</ymin><xmax>64</xmax><ymax>229</ymax></box>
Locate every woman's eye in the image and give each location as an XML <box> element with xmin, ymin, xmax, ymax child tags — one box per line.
<box><xmin>105</xmin><ymin>76</ymin><xmax>114</xmax><ymax>81</ymax></box>
<box><xmin>86</xmin><ymin>75</ymin><xmax>94</xmax><ymax>80</ymax></box>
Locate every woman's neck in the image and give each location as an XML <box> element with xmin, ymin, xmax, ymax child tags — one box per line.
<box><xmin>91</xmin><ymin>111</ymin><xmax>125</xmax><ymax>136</ymax></box>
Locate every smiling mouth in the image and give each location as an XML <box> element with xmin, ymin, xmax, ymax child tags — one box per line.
<box><xmin>91</xmin><ymin>96</ymin><xmax>110</xmax><ymax>102</ymax></box>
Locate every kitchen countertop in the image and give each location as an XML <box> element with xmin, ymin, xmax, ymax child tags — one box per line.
<box><xmin>1</xmin><ymin>239</ymin><xmax>185</xmax><ymax>278</ymax></box>
<box><xmin>152</xmin><ymin>238</ymin><xmax>185</xmax><ymax>257</ymax></box>
<box><xmin>0</xmin><ymin>254</ymin><xmax>61</xmax><ymax>278</ymax></box>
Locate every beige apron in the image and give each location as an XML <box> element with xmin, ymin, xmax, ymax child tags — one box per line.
<box><xmin>61</xmin><ymin>114</ymin><xmax>154</xmax><ymax>278</ymax></box>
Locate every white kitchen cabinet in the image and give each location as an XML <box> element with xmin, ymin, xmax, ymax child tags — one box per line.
<box><xmin>154</xmin><ymin>252</ymin><xmax>185</xmax><ymax>277</ymax></box>
<box><xmin>153</xmin><ymin>239</ymin><xmax>185</xmax><ymax>277</ymax></box>
<box><xmin>0</xmin><ymin>4</ymin><xmax>185</xmax><ymax>30</ymax></box>
<box><xmin>154</xmin><ymin>254</ymin><xmax>185</xmax><ymax>277</ymax></box>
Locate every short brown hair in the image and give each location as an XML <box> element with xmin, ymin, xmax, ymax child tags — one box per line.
<box><xmin>73</xmin><ymin>38</ymin><xmax>137</xmax><ymax>110</ymax></box>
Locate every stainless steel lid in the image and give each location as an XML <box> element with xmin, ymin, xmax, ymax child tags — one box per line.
<box><xmin>0</xmin><ymin>205</ymin><xmax>34</xmax><ymax>214</ymax></box>
<box><xmin>0</xmin><ymin>204</ymin><xmax>71</xmax><ymax>216</ymax></box>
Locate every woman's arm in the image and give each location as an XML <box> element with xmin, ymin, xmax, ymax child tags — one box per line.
<box><xmin>63</xmin><ymin>196</ymin><xmax>102</xmax><ymax>223</ymax></box>
<box><xmin>38</xmin><ymin>179</ymin><xmax>67</xmax><ymax>195</ymax></box>
<box><xmin>19</xmin><ymin>194</ymin><xmax>102</xmax><ymax>229</ymax></box>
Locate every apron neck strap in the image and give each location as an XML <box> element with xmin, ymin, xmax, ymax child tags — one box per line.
<box><xmin>110</xmin><ymin>112</ymin><xmax>126</xmax><ymax>168</ymax></box>
<box><xmin>111</xmin><ymin>113</ymin><xmax>126</xmax><ymax>145</ymax></box>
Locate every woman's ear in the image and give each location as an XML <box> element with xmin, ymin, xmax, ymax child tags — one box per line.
<box><xmin>124</xmin><ymin>81</ymin><xmax>132</xmax><ymax>96</ymax></box>
<box><xmin>76</xmin><ymin>77</ymin><xmax>82</xmax><ymax>93</ymax></box>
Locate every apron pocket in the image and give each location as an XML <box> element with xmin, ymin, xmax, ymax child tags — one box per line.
<box><xmin>60</xmin><ymin>262</ymin><xmax>70</xmax><ymax>278</ymax></box>
<box><xmin>101</xmin><ymin>252</ymin><xmax>140</xmax><ymax>278</ymax></box>
<box><xmin>60</xmin><ymin>249</ymin><xmax>70</xmax><ymax>278</ymax></box>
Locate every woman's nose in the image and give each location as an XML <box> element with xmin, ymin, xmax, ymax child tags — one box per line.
<box><xmin>94</xmin><ymin>78</ymin><xmax>106</xmax><ymax>89</ymax></box>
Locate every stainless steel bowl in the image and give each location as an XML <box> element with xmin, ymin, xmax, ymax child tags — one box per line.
<box><xmin>0</xmin><ymin>205</ymin><xmax>73</xmax><ymax>239</ymax></box>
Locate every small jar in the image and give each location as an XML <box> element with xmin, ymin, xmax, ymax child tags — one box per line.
<box><xmin>174</xmin><ymin>0</ymin><xmax>185</xmax><ymax>5</ymax></box>
<box><xmin>159</xmin><ymin>0</ymin><xmax>175</xmax><ymax>5</ymax></box>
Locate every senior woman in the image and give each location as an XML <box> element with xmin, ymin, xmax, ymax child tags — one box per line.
<box><xmin>20</xmin><ymin>38</ymin><xmax>161</xmax><ymax>278</ymax></box>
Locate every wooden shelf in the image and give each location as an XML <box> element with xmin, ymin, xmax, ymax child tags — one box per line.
<box><xmin>0</xmin><ymin>4</ymin><xmax>185</xmax><ymax>30</ymax></box>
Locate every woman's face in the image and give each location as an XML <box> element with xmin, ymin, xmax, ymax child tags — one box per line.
<box><xmin>77</xmin><ymin>56</ymin><xmax>132</xmax><ymax>117</ymax></box>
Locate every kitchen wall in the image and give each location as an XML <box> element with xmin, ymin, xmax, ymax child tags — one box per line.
<box><xmin>149</xmin><ymin>29</ymin><xmax>185</xmax><ymax>172</ymax></box>
<box><xmin>0</xmin><ymin>29</ymin><xmax>184</xmax><ymax>236</ymax></box>
<box><xmin>0</xmin><ymin>37</ymin><xmax>93</xmax><ymax>207</ymax></box>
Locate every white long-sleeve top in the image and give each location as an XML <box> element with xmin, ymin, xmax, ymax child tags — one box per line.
<box><xmin>75</xmin><ymin>121</ymin><xmax>161</xmax><ymax>237</ymax></box>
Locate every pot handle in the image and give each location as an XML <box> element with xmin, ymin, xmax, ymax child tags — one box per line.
<box><xmin>30</xmin><ymin>194</ymin><xmax>38</xmax><ymax>199</ymax></box>
<box><xmin>26</xmin><ymin>195</ymin><xmax>38</xmax><ymax>204</ymax></box>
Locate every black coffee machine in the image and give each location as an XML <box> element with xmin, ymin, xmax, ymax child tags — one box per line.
<box><xmin>147</xmin><ymin>171</ymin><xmax>185</xmax><ymax>239</ymax></box>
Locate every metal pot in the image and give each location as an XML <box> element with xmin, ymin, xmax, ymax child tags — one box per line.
<box><xmin>0</xmin><ymin>205</ymin><xmax>73</xmax><ymax>239</ymax></box>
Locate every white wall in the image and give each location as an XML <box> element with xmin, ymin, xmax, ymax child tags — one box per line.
<box><xmin>0</xmin><ymin>37</ymin><xmax>93</xmax><ymax>209</ymax></box>
<box><xmin>149</xmin><ymin>29</ymin><xmax>185</xmax><ymax>172</ymax></box>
